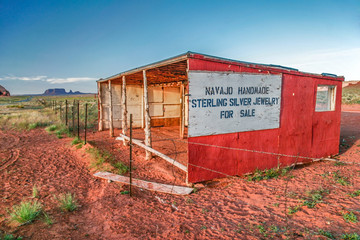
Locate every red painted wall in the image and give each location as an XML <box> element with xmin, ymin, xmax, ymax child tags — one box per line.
<box><xmin>187</xmin><ymin>57</ymin><xmax>343</xmax><ymax>183</ymax></box>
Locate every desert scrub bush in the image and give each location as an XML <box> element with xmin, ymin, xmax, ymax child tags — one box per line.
<box><xmin>341</xmin><ymin>232</ymin><xmax>360</xmax><ymax>240</ymax></box>
<box><xmin>112</xmin><ymin>161</ymin><xmax>128</xmax><ymax>175</ymax></box>
<box><xmin>317</xmin><ymin>229</ymin><xmax>334</xmax><ymax>239</ymax></box>
<box><xmin>303</xmin><ymin>188</ymin><xmax>329</xmax><ymax>208</ymax></box>
<box><xmin>42</xmin><ymin>212</ymin><xmax>53</xmax><ymax>225</ymax></box>
<box><xmin>247</xmin><ymin>167</ymin><xmax>291</xmax><ymax>181</ymax></box>
<box><xmin>9</xmin><ymin>200</ymin><xmax>42</xmax><ymax>224</ymax></box>
<box><xmin>46</xmin><ymin>124</ymin><xmax>70</xmax><ymax>138</ymax></box>
<box><xmin>342</xmin><ymin>85</ymin><xmax>360</xmax><ymax>105</ymax></box>
<box><xmin>0</xmin><ymin>110</ymin><xmax>56</xmax><ymax>131</ymax></box>
<box><xmin>288</xmin><ymin>205</ymin><xmax>302</xmax><ymax>215</ymax></box>
<box><xmin>6</xmin><ymin>105</ymin><xmax>24</xmax><ymax>109</ymax></box>
<box><xmin>32</xmin><ymin>185</ymin><xmax>39</xmax><ymax>198</ymax></box>
<box><xmin>55</xmin><ymin>193</ymin><xmax>78</xmax><ymax>212</ymax></box>
<box><xmin>86</xmin><ymin>146</ymin><xmax>128</xmax><ymax>174</ymax></box>
<box><xmin>343</xmin><ymin>211</ymin><xmax>358</xmax><ymax>223</ymax></box>
<box><xmin>86</xmin><ymin>147</ymin><xmax>105</xmax><ymax>167</ymax></box>
<box><xmin>333</xmin><ymin>171</ymin><xmax>350</xmax><ymax>186</ymax></box>
<box><xmin>348</xmin><ymin>190</ymin><xmax>360</xmax><ymax>198</ymax></box>
<box><xmin>28</xmin><ymin>122</ymin><xmax>50</xmax><ymax>130</ymax></box>
<box><xmin>0</xmin><ymin>233</ymin><xmax>23</xmax><ymax>240</ymax></box>
<box><xmin>45</xmin><ymin>124</ymin><xmax>58</xmax><ymax>132</ymax></box>
<box><xmin>71</xmin><ymin>136</ymin><xmax>83</xmax><ymax>145</ymax></box>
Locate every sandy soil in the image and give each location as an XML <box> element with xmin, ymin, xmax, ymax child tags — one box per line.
<box><xmin>0</xmin><ymin>110</ymin><xmax>359</xmax><ymax>239</ymax></box>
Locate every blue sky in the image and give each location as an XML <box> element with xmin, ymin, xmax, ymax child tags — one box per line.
<box><xmin>0</xmin><ymin>0</ymin><xmax>359</xmax><ymax>95</ymax></box>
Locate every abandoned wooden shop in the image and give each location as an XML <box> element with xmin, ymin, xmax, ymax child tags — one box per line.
<box><xmin>97</xmin><ymin>52</ymin><xmax>344</xmax><ymax>183</ymax></box>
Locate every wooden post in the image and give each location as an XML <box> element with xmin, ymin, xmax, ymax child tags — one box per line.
<box><xmin>143</xmin><ymin>70</ymin><xmax>152</xmax><ymax>160</ymax></box>
<box><xmin>129</xmin><ymin>114</ymin><xmax>133</xmax><ymax>197</ymax></box>
<box><xmin>108</xmin><ymin>80</ymin><xmax>114</xmax><ymax>137</ymax></box>
<box><xmin>121</xmin><ymin>76</ymin><xmax>128</xmax><ymax>145</ymax></box>
<box><xmin>180</xmin><ymin>83</ymin><xmax>185</xmax><ymax>139</ymax></box>
<box><xmin>98</xmin><ymin>82</ymin><xmax>103</xmax><ymax>131</ymax></box>
<box><xmin>141</xmin><ymin>90</ymin><xmax>144</xmax><ymax>129</ymax></box>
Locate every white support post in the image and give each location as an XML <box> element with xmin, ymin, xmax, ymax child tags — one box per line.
<box><xmin>143</xmin><ymin>70</ymin><xmax>152</xmax><ymax>160</ymax></box>
<box><xmin>180</xmin><ymin>83</ymin><xmax>185</xmax><ymax>139</ymax></box>
<box><xmin>98</xmin><ymin>82</ymin><xmax>103</xmax><ymax>131</ymax></box>
<box><xmin>108</xmin><ymin>80</ymin><xmax>114</xmax><ymax>137</ymax></box>
<box><xmin>121</xmin><ymin>76</ymin><xmax>128</xmax><ymax>145</ymax></box>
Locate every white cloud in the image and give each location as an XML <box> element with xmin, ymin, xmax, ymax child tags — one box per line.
<box><xmin>0</xmin><ymin>75</ymin><xmax>47</xmax><ymax>81</ymax></box>
<box><xmin>0</xmin><ymin>75</ymin><xmax>98</xmax><ymax>83</ymax></box>
<box><xmin>46</xmin><ymin>77</ymin><xmax>97</xmax><ymax>84</ymax></box>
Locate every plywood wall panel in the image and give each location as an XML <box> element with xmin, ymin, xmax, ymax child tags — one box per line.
<box><xmin>164</xmin><ymin>105</ymin><xmax>180</xmax><ymax>117</ymax></box>
<box><xmin>164</xmin><ymin>87</ymin><xmax>180</xmax><ymax>104</ymax></box>
<box><xmin>148</xmin><ymin>86</ymin><xmax>163</xmax><ymax>103</ymax></box>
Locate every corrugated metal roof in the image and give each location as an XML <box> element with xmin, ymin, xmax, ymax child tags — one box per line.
<box><xmin>98</xmin><ymin>51</ymin><xmax>342</xmax><ymax>82</ymax></box>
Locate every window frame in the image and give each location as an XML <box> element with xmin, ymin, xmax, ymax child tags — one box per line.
<box><xmin>315</xmin><ymin>85</ymin><xmax>336</xmax><ymax>112</ymax></box>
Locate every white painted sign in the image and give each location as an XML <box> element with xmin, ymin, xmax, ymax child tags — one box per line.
<box><xmin>188</xmin><ymin>71</ymin><xmax>282</xmax><ymax>137</ymax></box>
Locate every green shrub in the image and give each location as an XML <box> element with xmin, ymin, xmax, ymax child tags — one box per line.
<box><xmin>1</xmin><ymin>234</ymin><xmax>23</xmax><ymax>240</ymax></box>
<box><xmin>333</xmin><ymin>171</ymin><xmax>350</xmax><ymax>186</ymax></box>
<box><xmin>343</xmin><ymin>212</ymin><xmax>358</xmax><ymax>223</ymax></box>
<box><xmin>318</xmin><ymin>229</ymin><xmax>334</xmax><ymax>239</ymax></box>
<box><xmin>28</xmin><ymin>122</ymin><xmax>49</xmax><ymax>130</ymax></box>
<box><xmin>71</xmin><ymin>136</ymin><xmax>83</xmax><ymax>145</ymax></box>
<box><xmin>42</xmin><ymin>212</ymin><xmax>53</xmax><ymax>225</ymax></box>
<box><xmin>303</xmin><ymin>188</ymin><xmax>329</xmax><ymax>209</ymax></box>
<box><xmin>349</xmin><ymin>190</ymin><xmax>360</xmax><ymax>198</ymax></box>
<box><xmin>45</xmin><ymin>125</ymin><xmax>57</xmax><ymax>132</ymax></box>
<box><xmin>247</xmin><ymin>167</ymin><xmax>291</xmax><ymax>181</ymax></box>
<box><xmin>112</xmin><ymin>161</ymin><xmax>129</xmax><ymax>175</ymax></box>
<box><xmin>9</xmin><ymin>200</ymin><xmax>42</xmax><ymax>224</ymax></box>
<box><xmin>341</xmin><ymin>232</ymin><xmax>360</xmax><ymax>240</ymax></box>
<box><xmin>32</xmin><ymin>185</ymin><xmax>39</xmax><ymax>198</ymax></box>
<box><xmin>55</xmin><ymin>192</ymin><xmax>78</xmax><ymax>212</ymax></box>
<box><xmin>85</xmin><ymin>146</ymin><xmax>128</xmax><ymax>174</ymax></box>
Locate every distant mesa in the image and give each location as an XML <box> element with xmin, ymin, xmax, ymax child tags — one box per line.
<box><xmin>43</xmin><ymin>88</ymin><xmax>86</xmax><ymax>96</ymax></box>
<box><xmin>343</xmin><ymin>81</ymin><xmax>360</xmax><ymax>88</ymax></box>
<box><xmin>0</xmin><ymin>84</ymin><xmax>10</xmax><ymax>96</ymax></box>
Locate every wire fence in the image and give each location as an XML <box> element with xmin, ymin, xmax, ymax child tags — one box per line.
<box><xmin>49</xmin><ymin>99</ymin><xmax>98</xmax><ymax>142</ymax></box>
<box><xmin>45</xmin><ymin>98</ymin><xmax>360</xmax><ymax>236</ymax></box>
<box><xmin>119</xmin><ymin>124</ymin><xmax>360</xmax><ymax>236</ymax></box>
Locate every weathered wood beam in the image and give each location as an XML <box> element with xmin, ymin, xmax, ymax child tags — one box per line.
<box><xmin>94</xmin><ymin>172</ymin><xmax>192</xmax><ymax>195</ymax></box>
<box><xmin>116</xmin><ymin>134</ymin><xmax>187</xmax><ymax>172</ymax></box>
<box><xmin>108</xmin><ymin>80</ymin><xmax>114</xmax><ymax>137</ymax></box>
<box><xmin>143</xmin><ymin>70</ymin><xmax>152</xmax><ymax>160</ymax></box>
<box><xmin>98</xmin><ymin>82</ymin><xmax>103</xmax><ymax>131</ymax></box>
<box><xmin>121</xmin><ymin>76</ymin><xmax>128</xmax><ymax>145</ymax></box>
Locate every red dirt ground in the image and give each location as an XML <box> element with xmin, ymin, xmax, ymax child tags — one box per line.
<box><xmin>0</xmin><ymin>108</ymin><xmax>360</xmax><ymax>239</ymax></box>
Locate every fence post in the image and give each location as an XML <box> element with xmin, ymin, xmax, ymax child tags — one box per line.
<box><xmin>84</xmin><ymin>103</ymin><xmax>88</xmax><ymax>144</ymax></box>
<box><xmin>77</xmin><ymin>101</ymin><xmax>80</xmax><ymax>139</ymax></box>
<box><xmin>65</xmin><ymin>100</ymin><xmax>68</xmax><ymax>126</ymax></box>
<box><xmin>59</xmin><ymin>102</ymin><xmax>62</xmax><ymax>121</ymax></box>
<box><xmin>129</xmin><ymin>114</ymin><xmax>133</xmax><ymax>197</ymax></box>
<box><xmin>72</xmin><ymin>105</ymin><xmax>75</xmax><ymax>134</ymax></box>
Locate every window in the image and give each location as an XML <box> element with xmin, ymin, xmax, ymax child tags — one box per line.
<box><xmin>315</xmin><ymin>85</ymin><xmax>336</xmax><ymax>111</ymax></box>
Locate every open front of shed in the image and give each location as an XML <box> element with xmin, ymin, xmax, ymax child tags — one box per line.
<box><xmin>97</xmin><ymin>52</ymin><xmax>343</xmax><ymax>183</ymax></box>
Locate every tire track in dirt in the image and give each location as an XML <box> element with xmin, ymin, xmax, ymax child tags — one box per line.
<box><xmin>0</xmin><ymin>149</ymin><xmax>20</xmax><ymax>171</ymax></box>
<box><xmin>0</xmin><ymin>130</ymin><xmax>21</xmax><ymax>172</ymax></box>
